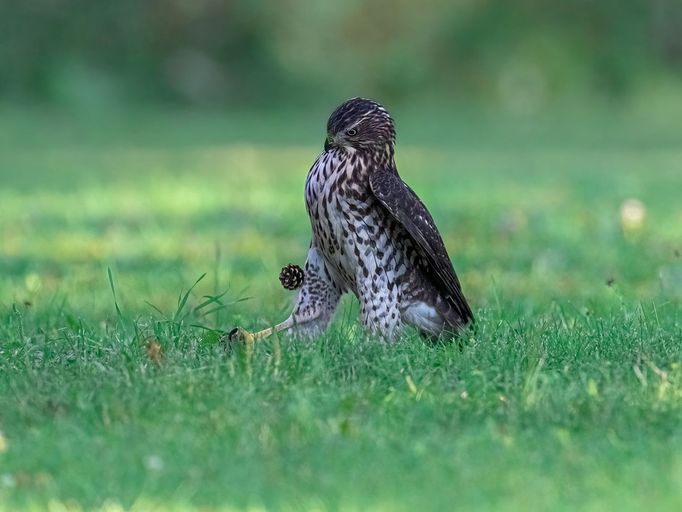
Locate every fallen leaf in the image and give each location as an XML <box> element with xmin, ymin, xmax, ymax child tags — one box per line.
<box><xmin>145</xmin><ymin>338</ymin><xmax>163</xmax><ymax>365</ymax></box>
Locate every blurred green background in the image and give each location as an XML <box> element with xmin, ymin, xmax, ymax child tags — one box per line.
<box><xmin>2</xmin><ymin>0</ymin><xmax>682</xmax><ymax>110</ymax></box>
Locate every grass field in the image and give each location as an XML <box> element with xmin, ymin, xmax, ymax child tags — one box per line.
<box><xmin>1</xmin><ymin>105</ymin><xmax>681</xmax><ymax>511</ymax></box>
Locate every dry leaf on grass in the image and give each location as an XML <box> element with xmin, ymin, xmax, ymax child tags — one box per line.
<box><xmin>145</xmin><ymin>338</ymin><xmax>164</xmax><ymax>365</ymax></box>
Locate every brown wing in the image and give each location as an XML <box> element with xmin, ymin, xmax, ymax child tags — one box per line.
<box><xmin>370</xmin><ymin>169</ymin><xmax>473</xmax><ymax>325</ymax></box>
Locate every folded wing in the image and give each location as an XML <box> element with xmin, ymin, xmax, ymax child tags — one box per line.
<box><xmin>369</xmin><ymin>169</ymin><xmax>473</xmax><ymax>325</ymax></box>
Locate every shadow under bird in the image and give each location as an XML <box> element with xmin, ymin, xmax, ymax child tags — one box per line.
<box><xmin>231</xmin><ymin>97</ymin><xmax>473</xmax><ymax>343</ymax></box>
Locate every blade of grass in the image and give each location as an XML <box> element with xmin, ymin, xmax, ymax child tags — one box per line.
<box><xmin>174</xmin><ymin>273</ymin><xmax>207</xmax><ymax>322</ymax></box>
<box><xmin>107</xmin><ymin>267</ymin><xmax>123</xmax><ymax>320</ymax></box>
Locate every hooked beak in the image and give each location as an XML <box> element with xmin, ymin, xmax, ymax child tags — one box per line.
<box><xmin>325</xmin><ymin>133</ymin><xmax>337</xmax><ymax>151</ymax></box>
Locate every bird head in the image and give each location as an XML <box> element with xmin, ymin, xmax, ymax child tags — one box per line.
<box><xmin>325</xmin><ymin>98</ymin><xmax>396</xmax><ymax>152</ymax></box>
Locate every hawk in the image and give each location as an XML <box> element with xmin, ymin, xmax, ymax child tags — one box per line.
<box><xmin>231</xmin><ymin>98</ymin><xmax>473</xmax><ymax>343</ymax></box>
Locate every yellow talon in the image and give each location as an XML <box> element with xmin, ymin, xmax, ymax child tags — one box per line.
<box><xmin>227</xmin><ymin>327</ymin><xmax>256</xmax><ymax>345</ymax></box>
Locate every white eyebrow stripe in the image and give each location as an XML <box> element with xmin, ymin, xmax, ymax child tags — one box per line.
<box><xmin>346</xmin><ymin>107</ymin><xmax>383</xmax><ymax>130</ymax></box>
<box><xmin>346</xmin><ymin>116</ymin><xmax>367</xmax><ymax>130</ymax></box>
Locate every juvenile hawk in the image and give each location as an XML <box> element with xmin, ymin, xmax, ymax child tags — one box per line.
<box><xmin>233</xmin><ymin>98</ymin><xmax>473</xmax><ymax>342</ymax></box>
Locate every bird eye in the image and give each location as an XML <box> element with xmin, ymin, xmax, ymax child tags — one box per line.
<box><xmin>346</xmin><ymin>128</ymin><xmax>358</xmax><ymax>136</ymax></box>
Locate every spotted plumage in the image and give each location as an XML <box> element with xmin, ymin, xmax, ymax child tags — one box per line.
<box><xmin>279</xmin><ymin>97</ymin><xmax>473</xmax><ymax>340</ymax></box>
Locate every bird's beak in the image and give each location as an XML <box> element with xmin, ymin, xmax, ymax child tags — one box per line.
<box><xmin>325</xmin><ymin>134</ymin><xmax>337</xmax><ymax>150</ymax></box>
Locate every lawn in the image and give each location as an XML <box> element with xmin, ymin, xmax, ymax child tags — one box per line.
<box><xmin>0</xmin><ymin>105</ymin><xmax>681</xmax><ymax>511</ymax></box>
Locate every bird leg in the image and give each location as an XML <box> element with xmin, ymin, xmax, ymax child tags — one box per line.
<box><xmin>227</xmin><ymin>263</ymin><xmax>305</xmax><ymax>345</ymax></box>
<box><xmin>227</xmin><ymin>317</ymin><xmax>294</xmax><ymax>344</ymax></box>
<box><xmin>227</xmin><ymin>248</ymin><xmax>341</xmax><ymax>346</ymax></box>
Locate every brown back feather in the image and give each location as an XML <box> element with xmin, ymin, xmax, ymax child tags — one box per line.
<box><xmin>369</xmin><ymin>170</ymin><xmax>474</xmax><ymax>325</ymax></box>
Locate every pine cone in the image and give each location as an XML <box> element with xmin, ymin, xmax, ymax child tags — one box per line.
<box><xmin>279</xmin><ymin>264</ymin><xmax>304</xmax><ymax>290</ymax></box>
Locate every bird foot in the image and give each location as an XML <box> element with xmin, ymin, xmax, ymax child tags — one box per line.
<box><xmin>223</xmin><ymin>319</ymin><xmax>293</xmax><ymax>351</ymax></box>
<box><xmin>225</xmin><ymin>327</ymin><xmax>256</xmax><ymax>345</ymax></box>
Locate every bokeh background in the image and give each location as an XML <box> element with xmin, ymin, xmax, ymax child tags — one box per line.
<box><xmin>2</xmin><ymin>0</ymin><xmax>682</xmax><ymax>110</ymax></box>
<box><xmin>2</xmin><ymin>0</ymin><xmax>682</xmax><ymax>317</ymax></box>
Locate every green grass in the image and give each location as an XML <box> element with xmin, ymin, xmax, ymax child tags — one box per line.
<box><xmin>0</xmin><ymin>106</ymin><xmax>681</xmax><ymax>511</ymax></box>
